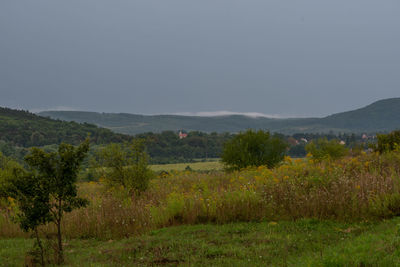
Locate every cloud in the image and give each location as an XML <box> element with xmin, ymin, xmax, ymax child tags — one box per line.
<box><xmin>171</xmin><ymin>111</ymin><xmax>288</xmax><ymax>119</ymax></box>
<box><xmin>30</xmin><ymin>106</ymin><xmax>79</xmax><ymax>113</ymax></box>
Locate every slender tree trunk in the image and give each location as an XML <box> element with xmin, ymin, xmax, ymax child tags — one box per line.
<box><xmin>34</xmin><ymin>228</ymin><xmax>45</xmax><ymax>266</ymax></box>
<box><xmin>56</xmin><ymin>220</ymin><xmax>63</xmax><ymax>264</ymax></box>
<box><xmin>56</xmin><ymin>199</ymin><xmax>63</xmax><ymax>264</ymax></box>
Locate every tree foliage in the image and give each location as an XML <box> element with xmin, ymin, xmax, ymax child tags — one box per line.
<box><xmin>94</xmin><ymin>139</ymin><xmax>153</xmax><ymax>193</ymax></box>
<box><xmin>0</xmin><ymin>107</ymin><xmax>130</xmax><ymax>147</ymax></box>
<box><xmin>305</xmin><ymin>138</ymin><xmax>348</xmax><ymax>161</ymax></box>
<box><xmin>221</xmin><ymin>130</ymin><xmax>287</xmax><ymax>170</ymax></box>
<box><xmin>4</xmin><ymin>140</ymin><xmax>90</xmax><ymax>264</ymax></box>
<box><xmin>374</xmin><ymin>130</ymin><xmax>400</xmax><ymax>153</ymax></box>
<box><xmin>137</xmin><ymin>131</ymin><xmax>233</xmax><ymax>164</ymax></box>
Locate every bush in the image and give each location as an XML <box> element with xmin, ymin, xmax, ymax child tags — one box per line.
<box><xmin>375</xmin><ymin>130</ymin><xmax>400</xmax><ymax>153</ymax></box>
<box><xmin>93</xmin><ymin>139</ymin><xmax>153</xmax><ymax>193</ymax></box>
<box><xmin>221</xmin><ymin>130</ymin><xmax>287</xmax><ymax>170</ymax></box>
<box><xmin>305</xmin><ymin>138</ymin><xmax>348</xmax><ymax>161</ymax></box>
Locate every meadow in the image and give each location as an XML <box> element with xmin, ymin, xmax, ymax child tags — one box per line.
<box><xmin>150</xmin><ymin>160</ymin><xmax>222</xmax><ymax>172</ymax></box>
<box><xmin>2</xmin><ymin>151</ymin><xmax>400</xmax><ymax>265</ymax></box>
<box><xmin>2</xmin><ymin>218</ymin><xmax>400</xmax><ymax>266</ymax></box>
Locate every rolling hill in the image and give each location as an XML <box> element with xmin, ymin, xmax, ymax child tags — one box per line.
<box><xmin>0</xmin><ymin>107</ymin><xmax>131</xmax><ymax>147</ymax></box>
<box><xmin>38</xmin><ymin>98</ymin><xmax>400</xmax><ymax>135</ymax></box>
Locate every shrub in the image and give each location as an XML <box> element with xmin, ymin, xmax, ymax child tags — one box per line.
<box><xmin>93</xmin><ymin>139</ymin><xmax>153</xmax><ymax>193</ymax></box>
<box><xmin>305</xmin><ymin>138</ymin><xmax>348</xmax><ymax>161</ymax></box>
<box><xmin>221</xmin><ymin>130</ymin><xmax>287</xmax><ymax>170</ymax></box>
<box><xmin>375</xmin><ymin>130</ymin><xmax>400</xmax><ymax>153</ymax></box>
<box><xmin>0</xmin><ymin>153</ymin><xmax>22</xmax><ymax>199</ymax></box>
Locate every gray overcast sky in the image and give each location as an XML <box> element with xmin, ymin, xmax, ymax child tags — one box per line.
<box><xmin>0</xmin><ymin>0</ymin><xmax>399</xmax><ymax>117</ymax></box>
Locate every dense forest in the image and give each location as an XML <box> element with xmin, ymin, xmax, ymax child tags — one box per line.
<box><xmin>0</xmin><ymin>107</ymin><xmax>372</xmax><ymax>164</ymax></box>
<box><xmin>0</xmin><ymin>107</ymin><xmax>131</xmax><ymax>147</ymax></box>
<box><xmin>137</xmin><ymin>131</ymin><xmax>233</xmax><ymax>163</ymax></box>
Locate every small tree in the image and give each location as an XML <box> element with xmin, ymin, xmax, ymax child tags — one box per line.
<box><xmin>305</xmin><ymin>138</ymin><xmax>348</xmax><ymax>161</ymax></box>
<box><xmin>23</xmin><ymin>139</ymin><xmax>90</xmax><ymax>264</ymax></box>
<box><xmin>94</xmin><ymin>139</ymin><xmax>153</xmax><ymax>193</ymax></box>
<box><xmin>374</xmin><ymin>130</ymin><xmax>400</xmax><ymax>153</ymax></box>
<box><xmin>221</xmin><ymin>130</ymin><xmax>287</xmax><ymax>170</ymax></box>
<box><xmin>6</xmin><ymin>169</ymin><xmax>51</xmax><ymax>266</ymax></box>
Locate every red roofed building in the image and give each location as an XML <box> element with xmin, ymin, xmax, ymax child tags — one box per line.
<box><xmin>179</xmin><ymin>131</ymin><xmax>188</xmax><ymax>139</ymax></box>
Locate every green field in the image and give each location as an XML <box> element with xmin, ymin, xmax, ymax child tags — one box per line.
<box><xmin>2</xmin><ymin>218</ymin><xmax>400</xmax><ymax>266</ymax></box>
<box><xmin>151</xmin><ymin>160</ymin><xmax>222</xmax><ymax>172</ymax></box>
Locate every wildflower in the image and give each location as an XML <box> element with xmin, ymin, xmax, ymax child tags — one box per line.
<box><xmin>284</xmin><ymin>156</ymin><xmax>292</xmax><ymax>163</ymax></box>
<box><xmin>294</xmin><ymin>158</ymin><xmax>303</xmax><ymax>164</ymax></box>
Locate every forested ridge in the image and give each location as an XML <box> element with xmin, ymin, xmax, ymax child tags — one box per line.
<box><xmin>0</xmin><ymin>107</ymin><xmax>130</xmax><ymax>147</ymax></box>
<box><xmin>39</xmin><ymin>98</ymin><xmax>400</xmax><ymax>135</ymax></box>
<box><xmin>0</xmin><ymin>107</ymin><xmax>371</xmax><ymax>164</ymax></box>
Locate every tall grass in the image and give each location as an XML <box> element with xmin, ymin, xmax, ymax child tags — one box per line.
<box><xmin>2</xmin><ymin>152</ymin><xmax>400</xmax><ymax>239</ymax></box>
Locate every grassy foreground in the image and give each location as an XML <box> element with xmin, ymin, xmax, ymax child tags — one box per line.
<box><xmin>2</xmin><ymin>218</ymin><xmax>400</xmax><ymax>266</ymax></box>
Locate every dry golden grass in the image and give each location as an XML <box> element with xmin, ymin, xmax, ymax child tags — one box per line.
<box><xmin>2</xmin><ymin>152</ymin><xmax>400</xmax><ymax>239</ymax></box>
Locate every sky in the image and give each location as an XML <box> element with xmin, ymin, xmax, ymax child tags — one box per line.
<box><xmin>0</xmin><ymin>0</ymin><xmax>399</xmax><ymax>118</ymax></box>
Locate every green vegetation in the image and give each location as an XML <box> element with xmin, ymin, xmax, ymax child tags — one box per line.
<box><xmin>2</xmin><ymin>218</ymin><xmax>400</xmax><ymax>266</ymax></box>
<box><xmin>221</xmin><ymin>130</ymin><xmax>287</xmax><ymax>170</ymax></box>
<box><xmin>375</xmin><ymin>130</ymin><xmax>400</xmax><ymax>153</ymax></box>
<box><xmin>0</xmin><ymin>106</ymin><xmax>374</xmax><ymax>165</ymax></box>
<box><xmin>93</xmin><ymin>140</ymin><xmax>153</xmax><ymax>193</ymax></box>
<box><xmin>0</xmin><ymin>153</ymin><xmax>21</xmax><ymax>198</ymax></box>
<box><xmin>150</xmin><ymin>160</ymin><xmax>222</xmax><ymax>172</ymax></box>
<box><xmin>2</xmin><ymin>144</ymin><xmax>400</xmax><ymax>265</ymax></box>
<box><xmin>40</xmin><ymin>97</ymin><xmax>400</xmax><ymax>134</ymax></box>
<box><xmin>3</xmin><ymin>150</ymin><xmax>400</xmax><ymax>240</ymax></box>
<box><xmin>137</xmin><ymin>131</ymin><xmax>233</xmax><ymax>164</ymax></box>
<box><xmin>3</xmin><ymin>104</ymin><xmax>400</xmax><ymax>265</ymax></box>
<box><xmin>305</xmin><ymin>138</ymin><xmax>349</xmax><ymax>161</ymax></box>
<box><xmin>0</xmin><ymin>107</ymin><xmax>130</xmax><ymax>148</ymax></box>
<box><xmin>5</xmin><ymin>166</ymin><xmax>51</xmax><ymax>266</ymax></box>
<box><xmin>3</xmin><ymin>140</ymin><xmax>90</xmax><ymax>264</ymax></box>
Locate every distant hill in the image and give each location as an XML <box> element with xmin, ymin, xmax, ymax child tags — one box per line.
<box><xmin>38</xmin><ymin>98</ymin><xmax>400</xmax><ymax>135</ymax></box>
<box><xmin>0</xmin><ymin>107</ymin><xmax>130</xmax><ymax>147</ymax></box>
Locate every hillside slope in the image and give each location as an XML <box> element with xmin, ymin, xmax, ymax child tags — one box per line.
<box><xmin>39</xmin><ymin>98</ymin><xmax>400</xmax><ymax>134</ymax></box>
<box><xmin>319</xmin><ymin>98</ymin><xmax>400</xmax><ymax>131</ymax></box>
<box><xmin>0</xmin><ymin>107</ymin><xmax>130</xmax><ymax>147</ymax></box>
<box><xmin>38</xmin><ymin>111</ymin><xmax>316</xmax><ymax>134</ymax></box>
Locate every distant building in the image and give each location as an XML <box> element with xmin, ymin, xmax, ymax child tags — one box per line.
<box><xmin>287</xmin><ymin>137</ymin><xmax>299</xmax><ymax>146</ymax></box>
<box><xmin>179</xmin><ymin>131</ymin><xmax>188</xmax><ymax>139</ymax></box>
<box><xmin>300</xmin><ymin>138</ymin><xmax>308</xmax><ymax>143</ymax></box>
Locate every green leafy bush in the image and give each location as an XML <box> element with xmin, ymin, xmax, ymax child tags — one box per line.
<box><xmin>221</xmin><ymin>130</ymin><xmax>287</xmax><ymax>170</ymax></box>
<box><xmin>94</xmin><ymin>139</ymin><xmax>153</xmax><ymax>193</ymax></box>
<box><xmin>375</xmin><ymin>130</ymin><xmax>400</xmax><ymax>153</ymax></box>
<box><xmin>306</xmin><ymin>138</ymin><xmax>348</xmax><ymax>161</ymax></box>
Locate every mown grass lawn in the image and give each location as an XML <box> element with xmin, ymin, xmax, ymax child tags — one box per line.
<box><xmin>2</xmin><ymin>217</ymin><xmax>400</xmax><ymax>266</ymax></box>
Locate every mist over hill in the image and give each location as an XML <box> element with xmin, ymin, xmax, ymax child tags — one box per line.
<box><xmin>38</xmin><ymin>98</ymin><xmax>400</xmax><ymax>135</ymax></box>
